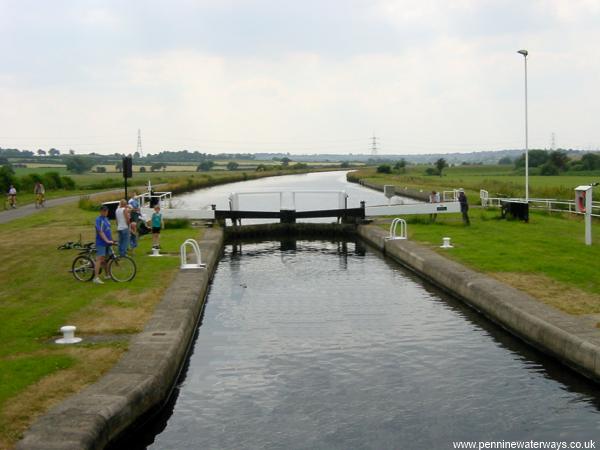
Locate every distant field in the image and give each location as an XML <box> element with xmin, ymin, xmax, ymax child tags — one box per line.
<box><xmin>13</xmin><ymin>166</ymin><xmax>69</xmax><ymax>175</ymax></box>
<box><xmin>12</xmin><ymin>160</ymin><xmax>345</xmax><ymax>176</ymax></box>
<box><xmin>12</xmin><ymin>167</ymin><xmax>205</xmax><ymax>186</ymax></box>
<box><xmin>350</xmin><ymin>165</ymin><xmax>600</xmax><ymax>202</ymax></box>
<box><xmin>16</xmin><ymin>163</ymin><xmax>66</xmax><ymax>169</ymax></box>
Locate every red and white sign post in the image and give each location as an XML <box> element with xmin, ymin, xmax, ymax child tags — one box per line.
<box><xmin>575</xmin><ymin>185</ymin><xmax>593</xmax><ymax>246</ymax></box>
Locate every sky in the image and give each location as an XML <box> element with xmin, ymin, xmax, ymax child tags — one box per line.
<box><xmin>1</xmin><ymin>0</ymin><xmax>600</xmax><ymax>156</ymax></box>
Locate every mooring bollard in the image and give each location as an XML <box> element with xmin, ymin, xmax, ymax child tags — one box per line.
<box><xmin>149</xmin><ymin>247</ymin><xmax>162</xmax><ymax>257</ymax></box>
<box><xmin>55</xmin><ymin>325</ymin><xmax>82</xmax><ymax>344</ymax></box>
<box><xmin>441</xmin><ymin>237</ymin><xmax>453</xmax><ymax>248</ymax></box>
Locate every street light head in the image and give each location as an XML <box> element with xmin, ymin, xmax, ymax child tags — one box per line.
<box><xmin>517</xmin><ymin>49</ymin><xmax>528</xmax><ymax>57</ymax></box>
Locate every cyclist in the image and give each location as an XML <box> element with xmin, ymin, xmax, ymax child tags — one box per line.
<box><xmin>34</xmin><ymin>181</ymin><xmax>45</xmax><ymax>208</ymax></box>
<box><xmin>94</xmin><ymin>205</ymin><xmax>114</xmax><ymax>284</ymax></box>
<box><xmin>7</xmin><ymin>185</ymin><xmax>17</xmax><ymax>208</ymax></box>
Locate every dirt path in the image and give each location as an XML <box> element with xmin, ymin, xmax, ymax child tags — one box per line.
<box><xmin>0</xmin><ymin>195</ymin><xmax>83</xmax><ymax>224</ymax></box>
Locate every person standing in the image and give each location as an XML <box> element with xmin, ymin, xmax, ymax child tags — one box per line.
<box><xmin>115</xmin><ymin>199</ymin><xmax>130</xmax><ymax>257</ymax></box>
<box><xmin>429</xmin><ymin>190</ymin><xmax>440</xmax><ymax>222</ymax></box>
<box><xmin>128</xmin><ymin>192</ymin><xmax>140</xmax><ymax>251</ymax></box>
<box><xmin>7</xmin><ymin>185</ymin><xmax>17</xmax><ymax>208</ymax></box>
<box><xmin>458</xmin><ymin>188</ymin><xmax>470</xmax><ymax>226</ymax></box>
<box><xmin>150</xmin><ymin>205</ymin><xmax>164</xmax><ymax>249</ymax></box>
<box><xmin>94</xmin><ymin>205</ymin><xmax>114</xmax><ymax>284</ymax></box>
<box><xmin>128</xmin><ymin>219</ymin><xmax>138</xmax><ymax>255</ymax></box>
<box><xmin>34</xmin><ymin>181</ymin><xmax>45</xmax><ymax>208</ymax></box>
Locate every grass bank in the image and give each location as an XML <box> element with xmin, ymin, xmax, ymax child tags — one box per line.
<box><xmin>377</xmin><ymin>209</ymin><xmax>600</xmax><ymax>316</ymax></box>
<box><xmin>0</xmin><ymin>204</ymin><xmax>204</xmax><ymax>448</ymax></box>
<box><xmin>349</xmin><ymin>165</ymin><xmax>600</xmax><ymax>203</ymax></box>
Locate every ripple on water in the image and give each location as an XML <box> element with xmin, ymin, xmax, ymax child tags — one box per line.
<box><xmin>146</xmin><ymin>241</ymin><xmax>600</xmax><ymax>450</ymax></box>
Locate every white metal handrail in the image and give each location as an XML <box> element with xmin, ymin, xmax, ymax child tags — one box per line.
<box><xmin>385</xmin><ymin>218</ymin><xmax>407</xmax><ymax>240</ymax></box>
<box><xmin>135</xmin><ymin>180</ymin><xmax>173</xmax><ymax>209</ymax></box>
<box><xmin>229</xmin><ymin>190</ymin><xmax>349</xmax><ymax>211</ymax></box>
<box><xmin>137</xmin><ymin>192</ymin><xmax>172</xmax><ymax>209</ymax></box>
<box><xmin>180</xmin><ymin>239</ymin><xmax>207</xmax><ymax>269</ymax></box>
<box><xmin>443</xmin><ymin>190</ymin><xmax>458</xmax><ymax>202</ymax></box>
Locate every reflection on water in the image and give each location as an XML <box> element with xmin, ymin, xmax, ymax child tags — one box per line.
<box><xmin>134</xmin><ymin>241</ymin><xmax>600</xmax><ymax>450</ymax></box>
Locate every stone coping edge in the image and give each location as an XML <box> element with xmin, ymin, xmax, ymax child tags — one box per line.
<box><xmin>357</xmin><ymin>224</ymin><xmax>600</xmax><ymax>382</ymax></box>
<box><xmin>350</xmin><ymin>178</ymin><xmax>430</xmax><ymax>202</ymax></box>
<box><xmin>17</xmin><ymin>228</ymin><xmax>225</xmax><ymax>450</ymax></box>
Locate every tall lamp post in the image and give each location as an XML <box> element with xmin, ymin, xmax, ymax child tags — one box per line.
<box><xmin>517</xmin><ymin>49</ymin><xmax>529</xmax><ymax>202</ymax></box>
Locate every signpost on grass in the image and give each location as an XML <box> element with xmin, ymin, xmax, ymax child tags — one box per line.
<box><xmin>575</xmin><ymin>184</ymin><xmax>597</xmax><ymax>246</ymax></box>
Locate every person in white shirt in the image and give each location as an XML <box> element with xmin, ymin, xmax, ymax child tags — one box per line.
<box><xmin>115</xmin><ymin>199</ymin><xmax>131</xmax><ymax>257</ymax></box>
<box><xmin>7</xmin><ymin>185</ymin><xmax>17</xmax><ymax>208</ymax></box>
<box><xmin>429</xmin><ymin>190</ymin><xmax>440</xmax><ymax>222</ymax></box>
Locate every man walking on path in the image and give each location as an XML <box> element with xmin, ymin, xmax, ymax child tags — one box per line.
<box><xmin>458</xmin><ymin>188</ymin><xmax>470</xmax><ymax>226</ymax></box>
<box><xmin>94</xmin><ymin>205</ymin><xmax>114</xmax><ymax>284</ymax></box>
<box><xmin>115</xmin><ymin>199</ymin><xmax>130</xmax><ymax>257</ymax></box>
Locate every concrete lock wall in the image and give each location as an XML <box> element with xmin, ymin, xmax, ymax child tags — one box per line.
<box><xmin>354</xmin><ymin>179</ymin><xmax>431</xmax><ymax>202</ymax></box>
<box><xmin>17</xmin><ymin>228</ymin><xmax>225</xmax><ymax>450</ymax></box>
<box><xmin>357</xmin><ymin>224</ymin><xmax>600</xmax><ymax>382</ymax></box>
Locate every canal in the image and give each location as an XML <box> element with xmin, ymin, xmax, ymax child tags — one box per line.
<box><xmin>129</xmin><ymin>172</ymin><xmax>600</xmax><ymax>449</ymax></box>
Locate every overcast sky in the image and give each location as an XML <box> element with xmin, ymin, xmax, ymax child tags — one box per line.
<box><xmin>1</xmin><ymin>0</ymin><xmax>599</xmax><ymax>155</ymax></box>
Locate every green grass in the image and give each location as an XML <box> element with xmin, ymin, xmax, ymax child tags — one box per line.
<box><xmin>350</xmin><ymin>165</ymin><xmax>600</xmax><ymax>203</ymax></box>
<box><xmin>0</xmin><ymin>204</ymin><xmax>204</xmax><ymax>445</ymax></box>
<box><xmin>379</xmin><ymin>209</ymin><xmax>600</xmax><ymax>299</ymax></box>
<box><xmin>0</xmin><ymin>356</ymin><xmax>75</xmax><ymax>407</ymax></box>
<box><xmin>0</xmin><ymin>205</ymin><xmax>198</xmax><ymax>356</ymax></box>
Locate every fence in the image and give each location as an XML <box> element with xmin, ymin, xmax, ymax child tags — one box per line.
<box><xmin>137</xmin><ymin>191</ymin><xmax>172</xmax><ymax>209</ymax></box>
<box><xmin>480</xmin><ymin>189</ymin><xmax>600</xmax><ymax>218</ymax></box>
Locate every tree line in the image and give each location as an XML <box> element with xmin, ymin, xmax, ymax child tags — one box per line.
<box><xmin>513</xmin><ymin>150</ymin><xmax>600</xmax><ymax>174</ymax></box>
<box><xmin>0</xmin><ymin>164</ymin><xmax>76</xmax><ymax>194</ymax></box>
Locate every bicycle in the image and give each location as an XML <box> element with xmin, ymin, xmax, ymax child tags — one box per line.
<box><xmin>35</xmin><ymin>193</ymin><xmax>45</xmax><ymax>208</ymax></box>
<box><xmin>58</xmin><ymin>234</ymin><xmax>85</xmax><ymax>250</ymax></box>
<box><xmin>71</xmin><ymin>243</ymin><xmax>137</xmax><ymax>282</ymax></box>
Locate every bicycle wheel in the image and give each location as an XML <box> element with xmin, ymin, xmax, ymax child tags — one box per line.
<box><xmin>108</xmin><ymin>256</ymin><xmax>137</xmax><ymax>282</ymax></box>
<box><xmin>72</xmin><ymin>255</ymin><xmax>95</xmax><ymax>282</ymax></box>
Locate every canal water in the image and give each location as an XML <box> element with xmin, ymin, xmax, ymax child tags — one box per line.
<box><xmin>126</xmin><ymin>172</ymin><xmax>600</xmax><ymax>449</ymax></box>
<box><xmin>132</xmin><ymin>239</ymin><xmax>600</xmax><ymax>449</ymax></box>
